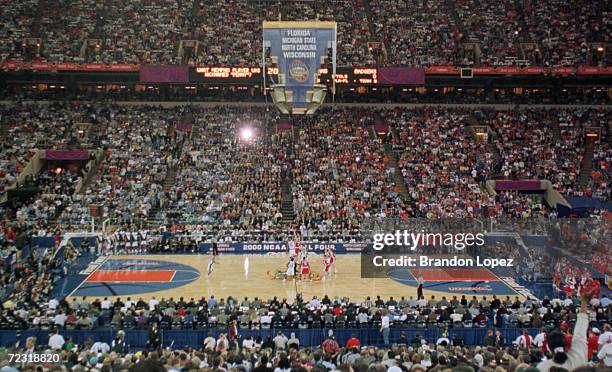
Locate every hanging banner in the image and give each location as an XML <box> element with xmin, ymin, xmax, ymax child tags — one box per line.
<box><xmin>263</xmin><ymin>21</ymin><xmax>336</xmax><ymax>114</ymax></box>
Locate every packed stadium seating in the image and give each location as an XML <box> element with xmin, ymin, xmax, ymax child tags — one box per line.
<box><xmin>369</xmin><ymin>0</ymin><xmax>462</xmax><ymax>66</ymax></box>
<box><xmin>161</xmin><ymin>107</ymin><xmax>285</xmax><ymax>241</ymax></box>
<box><xmin>290</xmin><ymin>109</ymin><xmax>405</xmax><ymax>238</ymax></box>
<box><xmin>0</xmin><ymin>1</ymin><xmax>611</xmax><ymax>367</ymax></box>
<box><xmin>1</xmin><ymin>104</ymin><xmax>610</xmax><ymax>230</ymax></box>
<box><xmin>0</xmin><ymin>0</ymin><xmax>609</xmax><ymax>66</ymax></box>
<box><xmin>386</xmin><ymin>107</ymin><xmax>496</xmax><ymax>219</ymax></box>
<box><xmin>521</xmin><ymin>0</ymin><xmax>610</xmax><ymax>66</ymax></box>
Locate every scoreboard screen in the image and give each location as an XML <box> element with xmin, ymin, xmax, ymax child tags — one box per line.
<box><xmin>317</xmin><ymin>68</ymin><xmax>378</xmax><ymax>85</ymax></box>
<box><xmin>195</xmin><ymin>67</ymin><xmax>262</xmax><ymax>79</ymax></box>
<box><xmin>190</xmin><ymin>66</ymin><xmax>379</xmax><ymax>85</ymax></box>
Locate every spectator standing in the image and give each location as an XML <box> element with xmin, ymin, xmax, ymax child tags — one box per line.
<box><xmin>322</xmin><ymin>332</ymin><xmax>340</xmax><ymax>361</ymax></box>
<box><xmin>381</xmin><ymin>312</ymin><xmax>390</xmax><ymax>346</ymax></box>
<box><xmin>273</xmin><ymin>331</ymin><xmax>288</xmax><ymax>351</ymax></box>
<box><xmin>47</xmin><ymin>329</ymin><xmax>65</xmax><ymax>350</ymax></box>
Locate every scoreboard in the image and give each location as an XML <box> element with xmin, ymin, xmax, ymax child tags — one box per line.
<box><xmin>195</xmin><ymin>66</ymin><xmax>262</xmax><ymax>79</ymax></box>
<box><xmin>317</xmin><ymin>68</ymin><xmax>378</xmax><ymax>85</ymax></box>
<box><xmin>190</xmin><ymin>66</ymin><xmax>379</xmax><ymax>85</ymax></box>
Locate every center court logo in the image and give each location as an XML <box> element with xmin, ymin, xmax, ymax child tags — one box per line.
<box><xmin>72</xmin><ymin>259</ymin><xmax>201</xmax><ymax>297</ymax></box>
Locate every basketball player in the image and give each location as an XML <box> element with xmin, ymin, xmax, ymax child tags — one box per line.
<box><xmin>244</xmin><ymin>256</ymin><xmax>249</xmax><ymax>280</ymax></box>
<box><xmin>207</xmin><ymin>257</ymin><xmax>215</xmax><ymax>276</ymax></box>
<box><xmin>288</xmin><ymin>231</ymin><xmax>300</xmax><ymax>258</ymax></box>
<box><xmin>212</xmin><ymin>241</ymin><xmax>219</xmax><ymax>262</ymax></box>
<box><xmin>327</xmin><ymin>247</ymin><xmax>337</xmax><ymax>274</ymax></box>
<box><xmin>286</xmin><ymin>256</ymin><xmax>296</xmax><ymax>281</ymax></box>
<box><xmin>300</xmin><ymin>240</ymin><xmax>308</xmax><ymax>260</ymax></box>
<box><xmin>323</xmin><ymin>253</ymin><xmax>332</xmax><ymax>279</ymax></box>
<box><xmin>288</xmin><ymin>235</ymin><xmax>296</xmax><ymax>258</ymax></box>
<box><xmin>300</xmin><ymin>256</ymin><xmax>311</xmax><ymax>281</ymax></box>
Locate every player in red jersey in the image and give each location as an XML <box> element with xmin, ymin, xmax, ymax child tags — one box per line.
<box><xmin>301</xmin><ymin>256</ymin><xmax>311</xmax><ymax>280</ymax></box>
<box><xmin>324</xmin><ymin>253</ymin><xmax>332</xmax><ymax>279</ymax></box>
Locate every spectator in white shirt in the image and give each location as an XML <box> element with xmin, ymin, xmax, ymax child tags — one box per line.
<box><xmin>598</xmin><ymin>342</ymin><xmax>612</xmax><ymax>367</ymax></box>
<box><xmin>533</xmin><ymin>328</ymin><xmax>546</xmax><ymax>348</ymax></box>
<box><xmin>599</xmin><ymin>324</ymin><xmax>612</xmax><ymax>347</ymax></box>
<box><xmin>203</xmin><ymin>332</ymin><xmax>216</xmax><ymax>350</ymax></box>
<box><xmin>242</xmin><ymin>335</ymin><xmax>255</xmax><ymax>350</ymax></box>
<box><xmin>48</xmin><ymin>330</ymin><xmax>65</xmax><ymax>350</ymax></box>
<box><xmin>381</xmin><ymin>312</ymin><xmax>390</xmax><ymax>346</ymax></box>
<box><xmin>53</xmin><ymin>312</ymin><xmax>67</xmax><ymax>327</ymax></box>
<box><xmin>90</xmin><ymin>338</ymin><xmax>111</xmax><ymax>355</ymax></box>
<box><xmin>149</xmin><ymin>296</ymin><xmax>159</xmax><ymax>311</ymax></box>
<box><xmin>273</xmin><ymin>331</ymin><xmax>288</xmax><ymax>350</ymax></box>
<box><xmin>48</xmin><ymin>298</ymin><xmax>59</xmax><ymax>310</ymax></box>
<box><xmin>101</xmin><ymin>297</ymin><xmax>111</xmax><ymax>310</ymax></box>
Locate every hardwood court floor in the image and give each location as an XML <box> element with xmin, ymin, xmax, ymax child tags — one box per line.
<box><xmin>79</xmin><ymin>254</ymin><xmax>520</xmax><ymax>303</ymax></box>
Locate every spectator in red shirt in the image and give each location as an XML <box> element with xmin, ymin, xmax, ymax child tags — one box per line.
<box><xmin>561</xmin><ymin>322</ymin><xmax>573</xmax><ymax>349</ymax></box>
<box><xmin>322</xmin><ymin>333</ymin><xmax>340</xmax><ymax>359</ymax></box>
<box><xmin>588</xmin><ymin>328</ymin><xmax>601</xmax><ymax>360</ymax></box>
<box><xmin>346</xmin><ymin>334</ymin><xmax>361</xmax><ymax>349</ymax></box>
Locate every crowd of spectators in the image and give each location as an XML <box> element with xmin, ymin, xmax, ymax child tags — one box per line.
<box><xmin>0</xmin><ymin>290</ymin><xmax>610</xmax><ymax>370</ymax></box>
<box><xmin>485</xmin><ymin>108</ymin><xmax>611</xmax><ymax>197</ymax></box>
<box><xmin>0</xmin><ymin>0</ymin><xmax>609</xmax><ymax>66</ymax></box>
<box><xmin>488</xmin><ymin>109</ymin><xmax>582</xmax><ymax>194</ymax></box>
<box><xmin>0</xmin><ymin>0</ymin><xmax>38</xmax><ymax>61</ymax></box>
<box><xmin>35</xmin><ymin>0</ymin><xmax>98</xmax><ymax>63</ymax></box>
<box><xmin>96</xmin><ymin>0</ymin><xmax>190</xmax><ymax>64</ymax></box>
<box><xmin>368</xmin><ymin>0</ymin><xmax>462</xmax><ymax>66</ymax></box>
<box><xmin>59</xmin><ymin>105</ymin><xmax>185</xmax><ymax>226</ymax></box>
<box><xmin>588</xmin><ymin>141</ymin><xmax>611</xmax><ymax>201</ymax></box>
<box><xmin>521</xmin><ymin>0</ymin><xmax>611</xmax><ymax>66</ymax></box>
<box><xmin>453</xmin><ymin>0</ymin><xmax>523</xmax><ymax>66</ymax></box>
<box><xmin>289</xmin><ymin>109</ymin><xmax>406</xmax><ymax>238</ymax></box>
<box><xmin>386</xmin><ymin>107</ymin><xmax>496</xmax><ymax>219</ymax></box>
<box><xmin>0</xmin><ymin>103</ymin><xmax>78</xmax><ymax>197</ymax></box>
<box><xmin>0</xmin><ymin>228</ymin><xmax>63</xmax><ymax>311</ymax></box>
<box><xmin>12</xmin><ymin>169</ymin><xmax>81</xmax><ymax>223</ymax></box>
<box><xmin>2</xmin><ymin>286</ymin><xmax>611</xmax><ymax>332</ymax></box>
<box><xmin>156</xmin><ymin>107</ymin><xmax>286</xmax><ymax>241</ymax></box>
<box><xmin>1</xmin><ymin>104</ymin><xmax>610</xmax><ymax>235</ymax></box>
<box><xmin>0</xmin><ymin>0</ymin><xmax>373</xmax><ymax>66</ymax></box>
<box><xmin>493</xmin><ymin>192</ymin><xmax>553</xmax><ymax>219</ymax></box>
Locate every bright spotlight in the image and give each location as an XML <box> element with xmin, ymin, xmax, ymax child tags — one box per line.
<box><xmin>239</xmin><ymin>127</ymin><xmax>254</xmax><ymax>142</ymax></box>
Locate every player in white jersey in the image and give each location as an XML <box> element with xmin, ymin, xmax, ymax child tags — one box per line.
<box><xmin>207</xmin><ymin>257</ymin><xmax>215</xmax><ymax>276</ymax></box>
<box><xmin>288</xmin><ymin>239</ymin><xmax>296</xmax><ymax>257</ymax></box>
<box><xmin>286</xmin><ymin>257</ymin><xmax>296</xmax><ymax>281</ymax></box>
<box><xmin>244</xmin><ymin>256</ymin><xmax>250</xmax><ymax>280</ymax></box>
<box><xmin>300</xmin><ymin>242</ymin><xmax>308</xmax><ymax>260</ymax></box>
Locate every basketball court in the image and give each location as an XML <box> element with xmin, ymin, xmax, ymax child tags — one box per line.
<box><xmin>59</xmin><ymin>254</ymin><xmax>525</xmax><ymax>302</ymax></box>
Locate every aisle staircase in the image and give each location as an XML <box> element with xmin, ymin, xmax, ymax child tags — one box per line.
<box><xmin>578</xmin><ymin>141</ymin><xmax>595</xmax><ymax>188</ymax></box>
<box><xmin>162</xmin><ymin>112</ymin><xmax>194</xmax><ymax>192</ymax></box>
<box><xmin>361</xmin><ymin>0</ymin><xmax>378</xmax><ymax>41</ymax></box>
<box><xmin>384</xmin><ymin>142</ymin><xmax>411</xmax><ymax>203</ymax></box>
<box><xmin>550</xmin><ymin>116</ymin><xmax>561</xmax><ymax>140</ymax></box>
<box><xmin>280</xmin><ymin>168</ymin><xmax>295</xmax><ymax>224</ymax></box>
<box><xmin>373</xmin><ymin>113</ymin><xmax>411</xmax><ymax>204</ymax></box>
